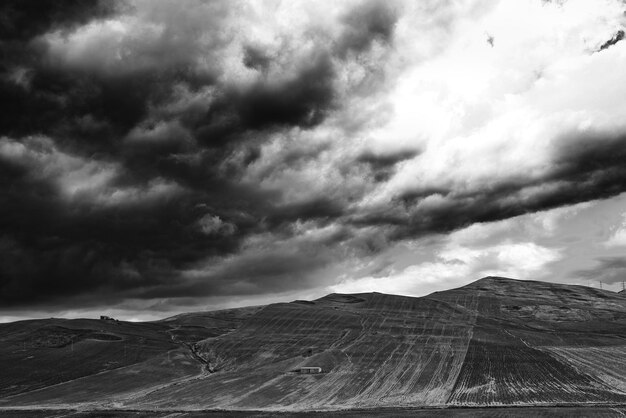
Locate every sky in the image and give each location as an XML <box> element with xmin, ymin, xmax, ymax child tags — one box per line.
<box><xmin>1</xmin><ymin>0</ymin><xmax>626</xmax><ymax>322</ymax></box>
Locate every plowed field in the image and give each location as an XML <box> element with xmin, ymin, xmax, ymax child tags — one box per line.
<box><xmin>1</xmin><ymin>277</ymin><xmax>625</xmax><ymax>412</ymax></box>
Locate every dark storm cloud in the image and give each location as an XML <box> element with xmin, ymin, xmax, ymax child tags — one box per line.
<box><xmin>336</xmin><ymin>0</ymin><xmax>399</xmax><ymax>57</ymax></box>
<box><xmin>573</xmin><ymin>257</ymin><xmax>626</xmax><ymax>285</ymax></box>
<box><xmin>142</xmin><ymin>223</ymin><xmax>354</xmax><ymax>299</ymax></box>
<box><xmin>242</xmin><ymin>45</ymin><xmax>272</xmax><ymax>72</ymax></box>
<box><xmin>0</xmin><ymin>144</ymin><xmax>242</xmax><ymax>305</ymax></box>
<box><xmin>4</xmin><ymin>0</ymin><xmax>626</xmax><ymax>314</ymax></box>
<box><xmin>0</xmin><ymin>133</ymin><xmax>351</xmax><ymax>306</ymax></box>
<box><xmin>0</xmin><ymin>0</ymin><xmax>355</xmax><ymax>308</ymax></box>
<box><xmin>0</xmin><ymin>0</ymin><xmax>123</xmax><ymax>145</ymax></box>
<box><xmin>356</xmin><ymin>149</ymin><xmax>418</xmax><ymax>170</ymax></box>
<box><xmin>192</xmin><ymin>53</ymin><xmax>337</xmax><ymax>148</ymax></box>
<box><xmin>356</xmin><ymin>149</ymin><xmax>419</xmax><ymax>182</ymax></box>
<box><xmin>143</xmin><ymin>251</ymin><xmax>334</xmax><ymax>299</ymax></box>
<box><xmin>598</xmin><ymin>30</ymin><xmax>625</xmax><ymax>51</ymax></box>
<box><xmin>250</xmin><ymin>142</ymin><xmax>331</xmax><ymax>182</ymax></box>
<box><xmin>353</xmin><ymin>130</ymin><xmax>626</xmax><ymax>240</ymax></box>
<box><xmin>548</xmin><ymin>130</ymin><xmax>626</xmax><ymax>200</ymax></box>
<box><xmin>230</xmin><ymin>53</ymin><xmax>336</xmax><ymax>130</ymax></box>
<box><xmin>0</xmin><ymin>67</ymin><xmax>173</xmax><ymax>154</ymax></box>
<box><xmin>1</xmin><ymin>3</ymin><xmax>337</xmax><ymax>154</ymax></box>
<box><xmin>0</xmin><ymin>0</ymin><xmax>116</xmax><ymax>41</ymax></box>
<box><xmin>265</xmin><ymin>197</ymin><xmax>346</xmax><ymax>228</ymax></box>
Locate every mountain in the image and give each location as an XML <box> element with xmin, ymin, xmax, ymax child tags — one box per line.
<box><xmin>1</xmin><ymin>277</ymin><xmax>625</xmax><ymax>413</ymax></box>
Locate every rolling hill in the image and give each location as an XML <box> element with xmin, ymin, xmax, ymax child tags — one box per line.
<box><xmin>1</xmin><ymin>277</ymin><xmax>625</xmax><ymax>414</ymax></box>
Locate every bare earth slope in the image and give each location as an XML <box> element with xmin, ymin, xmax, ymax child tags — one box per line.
<box><xmin>432</xmin><ymin>278</ymin><xmax>626</xmax><ymax>405</ymax></box>
<box><xmin>1</xmin><ymin>277</ymin><xmax>625</xmax><ymax>412</ymax></box>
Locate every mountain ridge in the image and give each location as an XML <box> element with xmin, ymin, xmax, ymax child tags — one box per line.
<box><xmin>1</xmin><ymin>276</ymin><xmax>625</xmax><ymax>411</ymax></box>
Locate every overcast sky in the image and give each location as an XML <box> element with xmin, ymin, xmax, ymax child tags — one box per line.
<box><xmin>1</xmin><ymin>0</ymin><xmax>626</xmax><ymax>321</ymax></box>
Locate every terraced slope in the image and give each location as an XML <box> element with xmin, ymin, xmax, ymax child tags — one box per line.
<box><xmin>1</xmin><ymin>277</ymin><xmax>625</xmax><ymax>412</ymax></box>
<box><xmin>130</xmin><ymin>292</ymin><xmax>478</xmax><ymax>410</ymax></box>
<box><xmin>433</xmin><ymin>278</ymin><xmax>626</xmax><ymax>405</ymax></box>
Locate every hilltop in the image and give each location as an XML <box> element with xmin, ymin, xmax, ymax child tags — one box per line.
<box><xmin>1</xmin><ymin>277</ymin><xmax>625</xmax><ymax>413</ymax></box>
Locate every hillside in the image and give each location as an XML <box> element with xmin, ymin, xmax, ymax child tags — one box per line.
<box><xmin>1</xmin><ymin>277</ymin><xmax>626</xmax><ymax>412</ymax></box>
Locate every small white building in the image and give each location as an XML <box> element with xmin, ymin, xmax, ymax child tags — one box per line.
<box><xmin>300</xmin><ymin>367</ymin><xmax>322</xmax><ymax>374</ymax></box>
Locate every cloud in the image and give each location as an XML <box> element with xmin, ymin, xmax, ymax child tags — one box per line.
<box><xmin>0</xmin><ymin>136</ymin><xmax>243</xmax><ymax>306</ymax></box>
<box><xmin>335</xmin><ymin>0</ymin><xmax>399</xmax><ymax>58</ymax></box>
<box><xmin>219</xmin><ymin>51</ymin><xmax>337</xmax><ymax>132</ymax></box>
<box><xmin>198</xmin><ymin>214</ymin><xmax>236</xmax><ymax>236</ymax></box>
<box><xmin>598</xmin><ymin>29</ymin><xmax>625</xmax><ymax>51</ymax></box>
<box><xmin>573</xmin><ymin>257</ymin><xmax>626</xmax><ymax>285</ymax></box>
<box><xmin>2</xmin><ymin>0</ymin><xmax>626</xmax><ymax>315</ymax></box>
<box><xmin>152</xmin><ymin>223</ymin><xmax>352</xmax><ymax>298</ymax></box>
<box><xmin>0</xmin><ymin>0</ymin><xmax>117</xmax><ymax>42</ymax></box>
<box><xmin>604</xmin><ymin>212</ymin><xmax>626</xmax><ymax>247</ymax></box>
<box><xmin>355</xmin><ymin>149</ymin><xmax>419</xmax><ymax>182</ymax></box>
<box><xmin>331</xmin><ymin>239</ymin><xmax>561</xmax><ymax>296</ymax></box>
<box><xmin>352</xmin><ymin>128</ymin><xmax>626</xmax><ymax>243</ymax></box>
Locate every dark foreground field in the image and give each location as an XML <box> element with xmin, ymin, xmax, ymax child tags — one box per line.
<box><xmin>1</xmin><ymin>277</ymin><xmax>625</xmax><ymax>412</ymax></box>
<box><xmin>2</xmin><ymin>406</ymin><xmax>626</xmax><ymax>417</ymax></box>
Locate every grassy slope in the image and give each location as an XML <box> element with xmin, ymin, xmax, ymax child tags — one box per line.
<box><xmin>0</xmin><ymin>306</ymin><xmax>257</xmax><ymax>404</ymax></box>
<box><xmin>0</xmin><ymin>319</ymin><xmax>178</xmax><ymax>398</ymax></box>
<box><xmin>1</xmin><ymin>277</ymin><xmax>626</xmax><ymax>410</ymax></box>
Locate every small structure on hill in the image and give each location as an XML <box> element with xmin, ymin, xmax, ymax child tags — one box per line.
<box><xmin>299</xmin><ymin>366</ymin><xmax>322</xmax><ymax>374</ymax></box>
<box><xmin>100</xmin><ymin>315</ymin><xmax>116</xmax><ymax>321</ymax></box>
